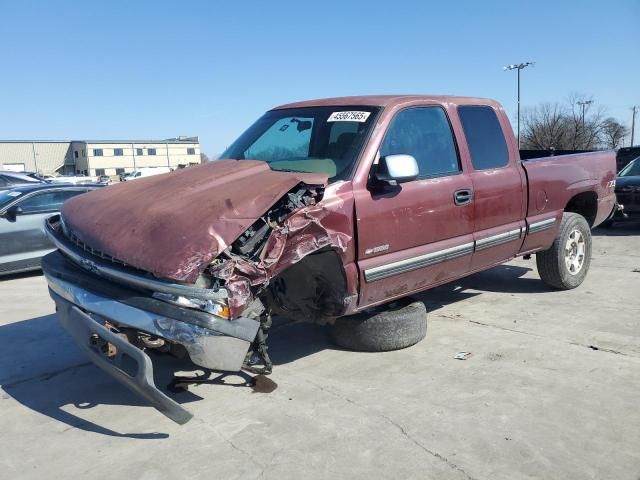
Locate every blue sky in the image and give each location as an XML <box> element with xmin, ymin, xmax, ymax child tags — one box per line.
<box><xmin>1</xmin><ymin>0</ymin><xmax>638</xmax><ymax>156</ymax></box>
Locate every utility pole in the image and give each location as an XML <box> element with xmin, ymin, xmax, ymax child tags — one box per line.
<box><xmin>504</xmin><ymin>62</ymin><xmax>535</xmax><ymax>148</ymax></box>
<box><xmin>632</xmin><ymin>106</ymin><xmax>637</xmax><ymax>147</ymax></box>
<box><xmin>31</xmin><ymin>141</ymin><xmax>38</xmax><ymax>173</ymax></box>
<box><xmin>577</xmin><ymin>100</ymin><xmax>593</xmax><ymax>128</ymax></box>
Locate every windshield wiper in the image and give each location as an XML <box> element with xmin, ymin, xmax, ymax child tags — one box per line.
<box><xmin>270</xmin><ymin>167</ymin><xmax>313</xmax><ymax>173</ymax></box>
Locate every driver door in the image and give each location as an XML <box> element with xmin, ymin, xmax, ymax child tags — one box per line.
<box><xmin>355</xmin><ymin>106</ymin><xmax>475</xmax><ymax>307</ymax></box>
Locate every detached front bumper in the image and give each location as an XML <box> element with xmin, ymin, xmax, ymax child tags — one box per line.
<box><xmin>52</xmin><ymin>292</ymin><xmax>194</xmax><ymax>424</ymax></box>
<box><xmin>42</xmin><ymin>216</ymin><xmax>262</xmax><ymax>424</ymax></box>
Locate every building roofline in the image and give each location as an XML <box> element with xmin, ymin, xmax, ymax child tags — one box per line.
<box><xmin>0</xmin><ymin>140</ymin><xmax>73</xmax><ymax>144</ymax></box>
<box><xmin>0</xmin><ymin>137</ymin><xmax>199</xmax><ymax>144</ymax></box>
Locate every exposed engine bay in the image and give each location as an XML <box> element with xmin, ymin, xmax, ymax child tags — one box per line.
<box><xmin>199</xmin><ymin>183</ymin><xmax>351</xmax><ymax>374</ymax></box>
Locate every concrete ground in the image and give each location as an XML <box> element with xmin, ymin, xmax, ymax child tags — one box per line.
<box><xmin>1</xmin><ymin>224</ymin><xmax>639</xmax><ymax>480</ymax></box>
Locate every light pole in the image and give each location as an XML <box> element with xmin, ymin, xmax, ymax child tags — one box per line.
<box><xmin>632</xmin><ymin>106</ymin><xmax>637</xmax><ymax>147</ymax></box>
<box><xmin>504</xmin><ymin>62</ymin><xmax>535</xmax><ymax>148</ymax></box>
<box><xmin>577</xmin><ymin>100</ymin><xmax>593</xmax><ymax>128</ymax></box>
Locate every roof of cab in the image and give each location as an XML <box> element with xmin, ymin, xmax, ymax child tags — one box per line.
<box><xmin>273</xmin><ymin>95</ymin><xmax>501</xmax><ymax>110</ymax></box>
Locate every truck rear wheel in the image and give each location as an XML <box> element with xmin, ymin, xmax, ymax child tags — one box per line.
<box><xmin>329</xmin><ymin>298</ymin><xmax>427</xmax><ymax>352</ymax></box>
<box><xmin>536</xmin><ymin>212</ymin><xmax>592</xmax><ymax>290</ymax></box>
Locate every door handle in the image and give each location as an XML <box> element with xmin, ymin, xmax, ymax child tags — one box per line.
<box><xmin>454</xmin><ymin>189</ymin><xmax>473</xmax><ymax>206</ymax></box>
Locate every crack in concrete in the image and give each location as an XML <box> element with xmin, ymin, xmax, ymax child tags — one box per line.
<box><xmin>466</xmin><ymin>320</ymin><xmax>544</xmax><ymax>338</ymax></box>
<box><xmin>303</xmin><ymin>378</ymin><xmax>479</xmax><ymax>480</ymax></box>
<box><xmin>568</xmin><ymin>342</ymin><xmax>636</xmax><ymax>357</ymax></box>
<box><xmin>441</xmin><ymin>317</ymin><xmax>640</xmax><ymax>359</ymax></box>
<box><xmin>193</xmin><ymin>417</ymin><xmax>266</xmax><ymax>479</ymax></box>
<box><xmin>1</xmin><ymin>362</ymin><xmax>92</xmax><ymax>389</ymax></box>
<box><xmin>378</xmin><ymin>411</ymin><xmax>480</xmax><ymax>480</ymax></box>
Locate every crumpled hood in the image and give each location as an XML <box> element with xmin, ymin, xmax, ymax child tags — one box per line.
<box><xmin>61</xmin><ymin>160</ymin><xmax>327</xmax><ymax>283</ymax></box>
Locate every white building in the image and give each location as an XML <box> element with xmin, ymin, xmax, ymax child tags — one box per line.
<box><xmin>0</xmin><ymin>137</ymin><xmax>201</xmax><ymax>176</ymax></box>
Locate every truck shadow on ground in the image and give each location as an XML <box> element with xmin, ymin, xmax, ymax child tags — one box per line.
<box><xmin>0</xmin><ymin>263</ymin><xmax>548</xmax><ymax>437</ymax></box>
<box><xmin>0</xmin><ymin>314</ymin><xmax>205</xmax><ymax>438</ymax></box>
<box><xmin>269</xmin><ymin>264</ymin><xmax>545</xmax><ymax>365</ymax></box>
<box><xmin>0</xmin><ymin>270</ymin><xmax>44</xmax><ymax>282</ymax></box>
<box><xmin>593</xmin><ymin>220</ymin><xmax>640</xmax><ymax>237</ymax></box>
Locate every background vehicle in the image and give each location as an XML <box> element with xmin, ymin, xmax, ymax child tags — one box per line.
<box><xmin>607</xmin><ymin>157</ymin><xmax>640</xmax><ymax>224</ymax></box>
<box><xmin>42</xmin><ymin>95</ymin><xmax>616</xmax><ymax>423</ymax></box>
<box><xmin>616</xmin><ymin>146</ymin><xmax>640</xmax><ymax>172</ymax></box>
<box><xmin>48</xmin><ymin>174</ymin><xmax>98</xmax><ymax>184</ymax></box>
<box><xmin>123</xmin><ymin>166</ymin><xmax>171</xmax><ymax>180</ymax></box>
<box><xmin>0</xmin><ymin>171</ymin><xmax>45</xmax><ymax>191</ymax></box>
<box><xmin>0</xmin><ymin>183</ymin><xmax>102</xmax><ymax>275</ymax></box>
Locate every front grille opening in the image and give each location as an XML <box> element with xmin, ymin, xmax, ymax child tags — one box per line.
<box><xmin>65</xmin><ymin>228</ymin><xmax>130</xmax><ymax>268</ymax></box>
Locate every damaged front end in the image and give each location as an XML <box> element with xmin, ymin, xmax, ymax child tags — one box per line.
<box><xmin>206</xmin><ymin>183</ymin><xmax>350</xmax><ymax>322</ymax></box>
<box><xmin>42</xmin><ymin>177</ymin><xmax>352</xmax><ymax>424</ymax></box>
<box><xmin>43</xmin><ymin>215</ymin><xmax>264</xmax><ymax>424</ymax></box>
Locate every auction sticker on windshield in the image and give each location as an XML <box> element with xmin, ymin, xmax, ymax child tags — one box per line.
<box><xmin>328</xmin><ymin>111</ymin><xmax>371</xmax><ymax>122</ymax></box>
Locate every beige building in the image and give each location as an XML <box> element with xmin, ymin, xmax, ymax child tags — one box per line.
<box><xmin>0</xmin><ymin>137</ymin><xmax>201</xmax><ymax>176</ymax></box>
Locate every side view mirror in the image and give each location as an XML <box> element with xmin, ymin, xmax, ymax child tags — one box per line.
<box><xmin>3</xmin><ymin>205</ymin><xmax>23</xmax><ymax>221</ymax></box>
<box><xmin>374</xmin><ymin>154</ymin><xmax>419</xmax><ymax>186</ymax></box>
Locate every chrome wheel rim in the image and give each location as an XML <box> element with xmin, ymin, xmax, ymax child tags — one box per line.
<box><xmin>564</xmin><ymin>229</ymin><xmax>586</xmax><ymax>275</ymax></box>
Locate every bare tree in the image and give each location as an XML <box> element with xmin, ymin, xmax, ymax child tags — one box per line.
<box><xmin>600</xmin><ymin>118</ymin><xmax>628</xmax><ymax>149</ymax></box>
<box><xmin>521</xmin><ymin>96</ymin><xmax>627</xmax><ymax>150</ymax></box>
<box><xmin>200</xmin><ymin>152</ymin><xmax>209</xmax><ymax>164</ymax></box>
<box><xmin>521</xmin><ymin>103</ymin><xmax>567</xmax><ymax>149</ymax></box>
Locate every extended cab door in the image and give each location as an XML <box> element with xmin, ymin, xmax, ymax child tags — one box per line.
<box><xmin>456</xmin><ymin>105</ymin><xmax>527</xmax><ymax>271</ymax></box>
<box><xmin>355</xmin><ymin>106</ymin><xmax>475</xmax><ymax>307</ymax></box>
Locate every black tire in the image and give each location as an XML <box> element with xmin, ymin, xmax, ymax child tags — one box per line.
<box><xmin>329</xmin><ymin>298</ymin><xmax>427</xmax><ymax>352</ymax></box>
<box><xmin>536</xmin><ymin>212</ymin><xmax>592</xmax><ymax>290</ymax></box>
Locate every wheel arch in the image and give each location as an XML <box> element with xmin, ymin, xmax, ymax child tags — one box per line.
<box><xmin>564</xmin><ymin>190</ymin><xmax>598</xmax><ymax>226</ymax></box>
<box><xmin>264</xmin><ymin>247</ymin><xmax>349</xmax><ymax>324</ymax></box>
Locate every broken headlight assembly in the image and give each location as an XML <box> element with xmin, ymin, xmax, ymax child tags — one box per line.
<box><xmin>152</xmin><ymin>292</ymin><xmax>231</xmax><ymax>319</ymax></box>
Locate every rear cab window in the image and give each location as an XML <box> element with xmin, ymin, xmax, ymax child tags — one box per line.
<box><xmin>457</xmin><ymin>106</ymin><xmax>509</xmax><ymax>170</ymax></box>
<box><xmin>379</xmin><ymin>107</ymin><xmax>460</xmax><ymax>178</ymax></box>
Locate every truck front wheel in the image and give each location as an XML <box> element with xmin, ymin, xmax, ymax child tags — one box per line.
<box><xmin>536</xmin><ymin>212</ymin><xmax>592</xmax><ymax>290</ymax></box>
<box><xmin>329</xmin><ymin>298</ymin><xmax>427</xmax><ymax>352</ymax></box>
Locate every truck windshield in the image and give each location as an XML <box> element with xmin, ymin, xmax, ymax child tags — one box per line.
<box><xmin>619</xmin><ymin>158</ymin><xmax>640</xmax><ymax>177</ymax></box>
<box><xmin>221</xmin><ymin>106</ymin><xmax>380</xmax><ymax>182</ymax></box>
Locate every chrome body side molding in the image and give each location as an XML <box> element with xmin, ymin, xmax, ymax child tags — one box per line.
<box><xmin>364</xmin><ymin>242</ymin><xmax>475</xmax><ymax>282</ymax></box>
<box><xmin>364</xmin><ymin>224</ymin><xmax>534</xmax><ymax>283</ymax></box>
<box><xmin>475</xmin><ymin>228</ymin><xmax>523</xmax><ymax>251</ymax></box>
<box><xmin>528</xmin><ymin>217</ymin><xmax>556</xmax><ymax>234</ymax></box>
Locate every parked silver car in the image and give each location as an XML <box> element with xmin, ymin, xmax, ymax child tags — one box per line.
<box><xmin>0</xmin><ymin>183</ymin><xmax>102</xmax><ymax>275</ymax></box>
<box><xmin>0</xmin><ymin>171</ymin><xmax>46</xmax><ymax>191</ymax></box>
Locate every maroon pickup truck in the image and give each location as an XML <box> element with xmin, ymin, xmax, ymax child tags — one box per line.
<box><xmin>42</xmin><ymin>95</ymin><xmax>616</xmax><ymax>423</ymax></box>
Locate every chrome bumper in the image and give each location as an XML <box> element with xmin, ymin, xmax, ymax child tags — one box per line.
<box><xmin>41</xmin><ymin>222</ymin><xmax>262</xmax><ymax>423</ymax></box>
<box><xmin>45</xmin><ymin>268</ymin><xmax>259</xmax><ymax>372</ymax></box>
<box><xmin>51</xmin><ymin>292</ymin><xmax>193</xmax><ymax>424</ymax></box>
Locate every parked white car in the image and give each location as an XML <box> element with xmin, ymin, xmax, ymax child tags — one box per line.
<box><xmin>124</xmin><ymin>167</ymin><xmax>172</xmax><ymax>180</ymax></box>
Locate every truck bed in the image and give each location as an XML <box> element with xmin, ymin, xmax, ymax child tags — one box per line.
<box><xmin>522</xmin><ymin>151</ymin><xmax>617</xmax><ymax>228</ymax></box>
